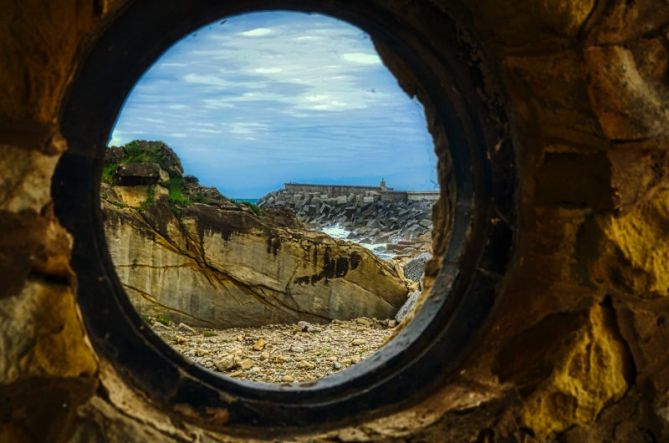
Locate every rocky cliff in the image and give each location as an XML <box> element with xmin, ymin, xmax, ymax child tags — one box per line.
<box><xmin>101</xmin><ymin>141</ymin><xmax>409</xmax><ymax>328</ymax></box>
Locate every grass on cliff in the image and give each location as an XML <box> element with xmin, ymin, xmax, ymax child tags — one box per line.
<box><xmin>240</xmin><ymin>201</ymin><xmax>262</xmax><ymax>216</ymax></box>
<box><xmin>167</xmin><ymin>177</ymin><xmax>189</xmax><ymax>206</ymax></box>
<box><xmin>122</xmin><ymin>140</ymin><xmax>174</xmax><ymax>171</ymax></box>
<box><xmin>139</xmin><ymin>185</ymin><xmax>156</xmax><ymax>212</ymax></box>
<box><xmin>166</xmin><ymin>177</ymin><xmax>206</xmax><ymax>207</ymax></box>
<box><xmin>104</xmin><ymin>140</ymin><xmax>174</xmax><ymax>184</ymax></box>
<box><xmin>101</xmin><ymin>162</ymin><xmax>118</xmax><ymax>184</ymax></box>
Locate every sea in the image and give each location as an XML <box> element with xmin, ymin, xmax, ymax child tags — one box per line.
<box><xmin>322</xmin><ymin>224</ymin><xmax>396</xmax><ymax>260</ymax></box>
<box><xmin>232</xmin><ymin>198</ymin><xmax>260</xmax><ymax>205</ymax></box>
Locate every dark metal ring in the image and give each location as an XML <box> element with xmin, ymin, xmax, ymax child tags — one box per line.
<box><xmin>53</xmin><ymin>0</ymin><xmax>516</xmax><ymax>435</ymax></box>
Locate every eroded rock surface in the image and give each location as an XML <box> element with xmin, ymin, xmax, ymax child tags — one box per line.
<box><xmin>101</xmin><ymin>141</ymin><xmax>409</xmax><ymax>327</ymax></box>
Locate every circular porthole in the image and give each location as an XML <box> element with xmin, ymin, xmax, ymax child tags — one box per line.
<box><xmin>53</xmin><ymin>0</ymin><xmax>515</xmax><ymax>433</ymax></box>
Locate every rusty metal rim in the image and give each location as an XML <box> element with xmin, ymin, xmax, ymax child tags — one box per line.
<box><xmin>53</xmin><ymin>0</ymin><xmax>516</xmax><ymax>434</ymax></box>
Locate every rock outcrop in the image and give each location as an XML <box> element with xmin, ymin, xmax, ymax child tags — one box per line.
<box><xmin>260</xmin><ymin>185</ymin><xmax>435</xmax><ymax>261</ymax></box>
<box><xmin>101</xmin><ymin>141</ymin><xmax>409</xmax><ymax>328</ymax></box>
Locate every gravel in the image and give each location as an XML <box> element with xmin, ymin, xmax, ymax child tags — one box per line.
<box><xmin>151</xmin><ymin>317</ymin><xmax>398</xmax><ymax>384</ymax></box>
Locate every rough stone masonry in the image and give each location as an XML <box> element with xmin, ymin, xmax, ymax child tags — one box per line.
<box><xmin>2</xmin><ymin>1</ymin><xmax>669</xmax><ymax>442</ymax></box>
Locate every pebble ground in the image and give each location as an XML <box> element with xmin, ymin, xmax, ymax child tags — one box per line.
<box><xmin>150</xmin><ymin>317</ymin><xmax>398</xmax><ymax>384</ymax></box>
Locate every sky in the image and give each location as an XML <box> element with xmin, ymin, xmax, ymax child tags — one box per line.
<box><xmin>110</xmin><ymin>11</ymin><xmax>437</xmax><ymax>199</ymax></box>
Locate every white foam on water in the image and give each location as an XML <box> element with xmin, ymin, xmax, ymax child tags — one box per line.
<box><xmin>321</xmin><ymin>224</ymin><xmax>351</xmax><ymax>240</ymax></box>
<box><xmin>321</xmin><ymin>224</ymin><xmax>397</xmax><ymax>260</ymax></box>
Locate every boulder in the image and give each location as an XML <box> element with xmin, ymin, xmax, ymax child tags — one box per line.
<box><xmin>115</xmin><ymin>162</ymin><xmax>167</xmax><ymax>186</ymax></box>
<box><xmin>403</xmin><ymin>252</ymin><xmax>433</xmax><ymax>282</ymax></box>
<box><xmin>395</xmin><ymin>290</ymin><xmax>421</xmax><ymax>323</ymax></box>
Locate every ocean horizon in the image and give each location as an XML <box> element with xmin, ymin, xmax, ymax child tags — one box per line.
<box><xmin>232</xmin><ymin>198</ymin><xmax>260</xmax><ymax>204</ymax></box>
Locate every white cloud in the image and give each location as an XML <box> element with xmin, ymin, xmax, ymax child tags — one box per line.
<box><xmin>183</xmin><ymin>73</ymin><xmax>235</xmax><ymax>88</ymax></box>
<box><xmin>299</xmin><ymin>94</ymin><xmax>349</xmax><ymax>111</ymax></box>
<box><xmin>341</xmin><ymin>52</ymin><xmax>382</xmax><ymax>65</ymax></box>
<box><xmin>140</xmin><ymin>117</ymin><xmax>164</xmax><ymax>123</ymax></box>
<box><xmin>169</xmin><ymin>133</ymin><xmax>188</xmax><ymax>138</ymax></box>
<box><xmin>227</xmin><ymin>122</ymin><xmax>268</xmax><ymax>140</ymax></box>
<box><xmin>254</xmin><ymin>67</ymin><xmax>283</xmax><ymax>74</ymax></box>
<box><xmin>183</xmin><ymin>73</ymin><xmax>266</xmax><ymax>90</ymax></box>
<box><xmin>239</xmin><ymin>27</ymin><xmax>273</xmax><ymax>37</ymax></box>
<box><xmin>160</xmin><ymin>62</ymin><xmax>189</xmax><ymax>68</ymax></box>
<box><xmin>203</xmin><ymin>98</ymin><xmax>235</xmax><ymax>109</ymax></box>
<box><xmin>192</xmin><ymin>128</ymin><xmax>222</xmax><ymax>134</ymax></box>
<box><xmin>228</xmin><ymin>91</ymin><xmax>291</xmax><ymax>103</ymax></box>
<box><xmin>167</xmin><ymin>104</ymin><xmax>189</xmax><ymax>110</ymax></box>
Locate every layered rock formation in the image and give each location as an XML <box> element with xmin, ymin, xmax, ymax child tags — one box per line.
<box><xmin>101</xmin><ymin>141</ymin><xmax>409</xmax><ymax>328</ymax></box>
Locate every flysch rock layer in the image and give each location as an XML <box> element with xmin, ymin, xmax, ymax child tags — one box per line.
<box><xmin>101</xmin><ymin>143</ymin><xmax>409</xmax><ymax>328</ymax></box>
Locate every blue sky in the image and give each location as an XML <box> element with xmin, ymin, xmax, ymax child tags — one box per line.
<box><xmin>110</xmin><ymin>12</ymin><xmax>437</xmax><ymax>198</ymax></box>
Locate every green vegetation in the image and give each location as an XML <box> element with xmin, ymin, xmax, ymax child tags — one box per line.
<box><xmin>141</xmin><ymin>313</ymin><xmax>171</xmax><ymax>326</ymax></box>
<box><xmin>166</xmin><ymin>176</ymin><xmax>206</xmax><ymax>208</ymax></box>
<box><xmin>122</xmin><ymin>140</ymin><xmax>174</xmax><ymax>171</ymax></box>
<box><xmin>154</xmin><ymin>314</ymin><xmax>171</xmax><ymax>326</ymax></box>
<box><xmin>139</xmin><ymin>185</ymin><xmax>156</xmax><ymax>212</ymax></box>
<box><xmin>102</xmin><ymin>162</ymin><xmax>118</xmax><ymax>184</ymax></box>
<box><xmin>105</xmin><ymin>140</ymin><xmax>210</xmax><ymax>214</ymax></box>
<box><xmin>104</xmin><ymin>140</ymin><xmax>180</xmax><ymax>185</ymax></box>
<box><xmin>202</xmin><ymin>331</ymin><xmax>217</xmax><ymax>337</ymax></box>
<box><xmin>240</xmin><ymin>201</ymin><xmax>262</xmax><ymax>216</ymax></box>
<box><xmin>167</xmin><ymin>177</ymin><xmax>189</xmax><ymax>206</ymax></box>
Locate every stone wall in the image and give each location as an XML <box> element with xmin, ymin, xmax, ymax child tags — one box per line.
<box><xmin>2</xmin><ymin>1</ymin><xmax>669</xmax><ymax>442</ymax></box>
<box><xmin>280</xmin><ymin>182</ymin><xmax>439</xmax><ymax>202</ymax></box>
<box><xmin>284</xmin><ymin>183</ymin><xmax>391</xmax><ymax>196</ymax></box>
